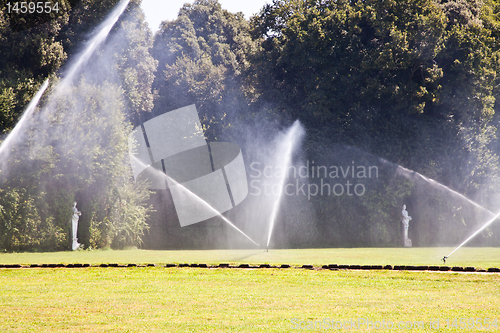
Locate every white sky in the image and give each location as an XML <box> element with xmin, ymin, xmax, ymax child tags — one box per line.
<box><xmin>141</xmin><ymin>0</ymin><xmax>270</xmax><ymax>33</ymax></box>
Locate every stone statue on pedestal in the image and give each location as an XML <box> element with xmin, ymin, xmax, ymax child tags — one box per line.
<box><xmin>401</xmin><ymin>204</ymin><xmax>412</xmax><ymax>247</ymax></box>
<box><xmin>71</xmin><ymin>202</ymin><xmax>82</xmax><ymax>250</ymax></box>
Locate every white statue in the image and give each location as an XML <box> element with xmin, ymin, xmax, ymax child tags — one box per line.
<box><xmin>71</xmin><ymin>201</ymin><xmax>82</xmax><ymax>250</ymax></box>
<box><xmin>401</xmin><ymin>204</ymin><xmax>412</xmax><ymax>247</ymax></box>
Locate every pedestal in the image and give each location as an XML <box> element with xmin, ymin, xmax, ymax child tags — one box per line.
<box><xmin>72</xmin><ymin>238</ymin><xmax>80</xmax><ymax>251</ymax></box>
<box><xmin>402</xmin><ymin>225</ymin><xmax>412</xmax><ymax>247</ymax></box>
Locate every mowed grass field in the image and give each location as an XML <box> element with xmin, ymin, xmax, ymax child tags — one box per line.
<box><xmin>1</xmin><ymin>248</ymin><xmax>499</xmax><ymax>332</ymax></box>
<box><xmin>1</xmin><ymin>247</ymin><xmax>500</xmax><ymax>268</ymax></box>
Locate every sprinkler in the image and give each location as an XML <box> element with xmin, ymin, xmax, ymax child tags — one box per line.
<box><xmin>443</xmin><ymin>210</ymin><xmax>500</xmax><ymax>262</ymax></box>
<box><xmin>266</xmin><ymin>121</ymin><xmax>304</xmax><ymax>249</ymax></box>
<box><xmin>442</xmin><ymin>256</ymin><xmax>448</xmax><ymax>264</ymax></box>
<box><xmin>129</xmin><ymin>155</ymin><xmax>260</xmax><ymax>247</ymax></box>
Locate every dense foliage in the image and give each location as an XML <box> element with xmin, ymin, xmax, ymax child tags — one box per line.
<box><xmin>248</xmin><ymin>0</ymin><xmax>500</xmax><ymax>246</ymax></box>
<box><xmin>150</xmin><ymin>0</ymin><xmax>257</xmax><ymax>138</ymax></box>
<box><xmin>0</xmin><ymin>0</ymin><xmax>154</xmax><ymax>251</ymax></box>
<box><xmin>1</xmin><ymin>0</ymin><xmax>500</xmax><ymax>250</ymax></box>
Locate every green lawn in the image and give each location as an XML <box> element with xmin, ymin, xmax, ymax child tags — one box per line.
<box><xmin>0</xmin><ymin>267</ymin><xmax>499</xmax><ymax>332</ymax></box>
<box><xmin>0</xmin><ymin>247</ymin><xmax>499</xmax><ymax>268</ymax></box>
<box><xmin>1</xmin><ymin>248</ymin><xmax>499</xmax><ymax>332</ymax></box>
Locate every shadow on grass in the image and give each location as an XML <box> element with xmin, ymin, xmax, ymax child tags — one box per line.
<box><xmin>229</xmin><ymin>250</ymin><xmax>266</xmax><ymax>262</ymax></box>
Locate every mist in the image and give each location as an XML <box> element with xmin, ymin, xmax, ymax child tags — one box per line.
<box><xmin>1</xmin><ymin>0</ymin><xmax>499</xmax><ymax>253</ymax></box>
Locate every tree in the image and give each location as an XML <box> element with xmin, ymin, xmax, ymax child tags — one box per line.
<box><xmin>0</xmin><ymin>0</ymin><xmax>154</xmax><ymax>251</ymax></box>
<box><xmin>104</xmin><ymin>0</ymin><xmax>158</xmax><ymax>126</ymax></box>
<box><xmin>250</xmin><ymin>0</ymin><xmax>500</xmax><ymax>246</ymax></box>
<box><xmin>151</xmin><ymin>0</ymin><xmax>257</xmax><ymax>139</ymax></box>
<box><xmin>0</xmin><ymin>0</ymin><xmax>68</xmax><ymax>134</ymax></box>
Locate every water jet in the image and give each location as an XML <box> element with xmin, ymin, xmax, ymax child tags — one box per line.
<box><xmin>265</xmin><ymin>120</ymin><xmax>304</xmax><ymax>249</ymax></box>
<box><xmin>0</xmin><ymin>79</ymin><xmax>49</xmax><ymax>164</ymax></box>
<box><xmin>444</xmin><ymin>210</ymin><xmax>500</xmax><ymax>261</ymax></box>
<box><xmin>57</xmin><ymin>0</ymin><xmax>130</xmax><ymax>93</ymax></box>
<box><xmin>130</xmin><ymin>155</ymin><xmax>259</xmax><ymax>246</ymax></box>
<box><xmin>1</xmin><ymin>0</ymin><xmax>130</xmax><ymax>173</ymax></box>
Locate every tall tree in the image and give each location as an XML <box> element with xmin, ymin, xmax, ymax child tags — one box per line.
<box><xmin>0</xmin><ymin>0</ymin><xmax>68</xmax><ymax>134</ymax></box>
<box><xmin>151</xmin><ymin>0</ymin><xmax>257</xmax><ymax>139</ymax></box>
<box><xmin>105</xmin><ymin>0</ymin><xmax>158</xmax><ymax>126</ymax></box>
<box><xmin>250</xmin><ymin>0</ymin><xmax>500</xmax><ymax>246</ymax></box>
<box><xmin>0</xmin><ymin>0</ymin><xmax>155</xmax><ymax>251</ymax></box>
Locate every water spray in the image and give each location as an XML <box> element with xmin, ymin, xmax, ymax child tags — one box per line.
<box><xmin>443</xmin><ymin>210</ymin><xmax>500</xmax><ymax>262</ymax></box>
<box><xmin>399</xmin><ymin>162</ymin><xmax>500</xmax><ymax>263</ymax></box>
<box><xmin>376</xmin><ymin>156</ymin><xmax>499</xmax><ymax>264</ymax></box>
<box><xmin>57</xmin><ymin>0</ymin><xmax>130</xmax><ymax>92</ymax></box>
<box><xmin>130</xmin><ymin>155</ymin><xmax>260</xmax><ymax>247</ymax></box>
<box><xmin>0</xmin><ymin>79</ymin><xmax>49</xmax><ymax>162</ymax></box>
<box><xmin>395</xmin><ymin>164</ymin><xmax>495</xmax><ymax>217</ymax></box>
<box><xmin>1</xmin><ymin>0</ymin><xmax>129</xmax><ymax>167</ymax></box>
<box><xmin>265</xmin><ymin>120</ymin><xmax>304</xmax><ymax>250</ymax></box>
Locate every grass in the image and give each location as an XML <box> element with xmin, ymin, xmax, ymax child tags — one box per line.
<box><xmin>0</xmin><ymin>247</ymin><xmax>499</xmax><ymax>268</ymax></box>
<box><xmin>1</xmin><ymin>248</ymin><xmax>499</xmax><ymax>332</ymax></box>
<box><xmin>0</xmin><ymin>267</ymin><xmax>499</xmax><ymax>332</ymax></box>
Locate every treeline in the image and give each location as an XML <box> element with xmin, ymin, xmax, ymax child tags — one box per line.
<box><xmin>0</xmin><ymin>0</ymin><xmax>155</xmax><ymax>251</ymax></box>
<box><xmin>1</xmin><ymin>0</ymin><xmax>500</xmax><ymax>251</ymax></box>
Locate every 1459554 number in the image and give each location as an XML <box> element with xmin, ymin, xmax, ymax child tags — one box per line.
<box><xmin>6</xmin><ymin>2</ymin><xmax>59</xmax><ymax>14</ymax></box>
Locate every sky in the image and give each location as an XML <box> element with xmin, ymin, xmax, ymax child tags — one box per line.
<box><xmin>141</xmin><ymin>0</ymin><xmax>271</xmax><ymax>33</ymax></box>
